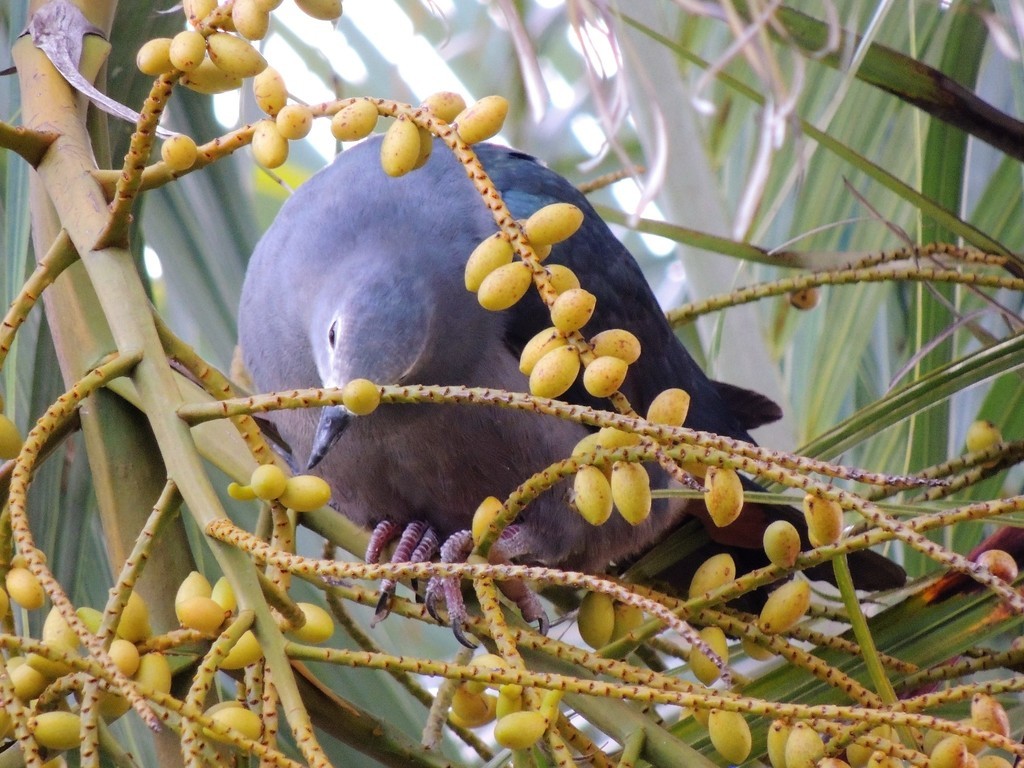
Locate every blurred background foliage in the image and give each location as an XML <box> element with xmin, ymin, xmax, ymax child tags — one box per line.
<box><xmin>2</xmin><ymin>0</ymin><xmax>1024</xmax><ymax>766</ymax></box>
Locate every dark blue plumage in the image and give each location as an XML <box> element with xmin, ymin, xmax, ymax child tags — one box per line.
<box><xmin>239</xmin><ymin>136</ymin><xmax>903</xmax><ymax>624</ymax></box>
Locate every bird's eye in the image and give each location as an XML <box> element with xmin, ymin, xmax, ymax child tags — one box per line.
<box><xmin>328</xmin><ymin>321</ymin><xmax>338</xmax><ymax>348</ymax></box>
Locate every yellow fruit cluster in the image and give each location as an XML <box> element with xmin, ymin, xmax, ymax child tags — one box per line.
<box><xmin>175</xmin><ymin>570</ymin><xmax>233</xmax><ymax>634</ymax></box>
<box><xmin>228</xmin><ymin>464</ymin><xmax>332</xmax><ymax>512</ymax></box>
<box><xmin>570</xmin><ymin>428</ymin><xmax>653</xmax><ymax>526</ymax></box>
<box><xmin>0</xmin><ymin>583</ymin><xmax>171</xmax><ymax>732</ymax></box>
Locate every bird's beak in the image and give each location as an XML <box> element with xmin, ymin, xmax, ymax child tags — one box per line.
<box><xmin>307</xmin><ymin>405</ymin><xmax>352</xmax><ymax>469</ymax></box>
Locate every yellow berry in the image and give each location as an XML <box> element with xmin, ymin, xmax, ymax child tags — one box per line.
<box><xmin>577</xmin><ymin>591</ymin><xmax>615</xmax><ymax>649</ymax></box>
<box><xmin>221</xmin><ymin>629</ymin><xmax>263</xmax><ymax>669</ymax></box>
<box><xmin>971</xmin><ymin>693</ymin><xmax>1010</xmax><ymax>737</ymax></box>
<box><xmin>288</xmin><ymin>602</ymin><xmax>335</xmax><ymax>644</ymax></box>
<box><xmin>546</xmin><ymin>263</ymin><xmax>580</xmax><ymax>293</ymax></box>
<box><xmin>206</xmin><ymin>32</ymin><xmax>267</xmax><ymax>78</ymax></box>
<box><xmin>646</xmin><ymin>388</ymin><xmax>689</xmax><ymax>426</ymax></box>
<box><xmin>976</xmin><ymin>549</ymin><xmax>1018</xmax><ymax>582</ymax></box>
<box><xmin>252</xmin><ymin>119</ymin><xmax>289</xmax><ymax>168</ymax></box>
<box><xmin>413</xmin><ymin>126</ymin><xmax>433</xmax><ymax>170</ymax></box>
<box><xmin>688</xmin><ymin>553</ymin><xmax>736</xmax><ymax>599</ymax></box>
<box><xmin>573</xmin><ymin>465</ymin><xmax>613</xmax><ymax>526</ymax></box>
<box><xmin>180</xmin><ymin>60</ymin><xmax>244</xmax><ymax>94</ymax></box>
<box><xmin>523</xmin><ymin>203</ymin><xmax>584</xmax><ymax>247</ymax></box>
<box><xmin>207</xmin><ymin>702</ymin><xmax>263</xmax><ymax>742</ymax></box>
<box><xmin>294</xmin><ymin>0</ymin><xmax>343</xmax><ymax>20</ymax></box>
<box><xmin>582</xmin><ymin>355</ymin><xmax>628</xmax><ymax>398</ymax></box>
<box><xmin>689</xmin><ymin>625</ymin><xmax>728</xmax><ymax>685</ymax></box>
<box><xmin>176</xmin><ymin>570</ymin><xmax>213</xmax><ymax>605</ymax></box>
<box><xmin>966</xmin><ymin>419</ymin><xmax>1002</xmax><ymax>453</ymax></box>
<box><xmin>464</xmin><ymin>234</ymin><xmax>514</xmax><ymax>292</ymax></box>
<box><xmin>76</xmin><ymin>606</ymin><xmax>102</xmax><ymax>634</ymax></box>
<box><xmin>788</xmin><ymin>287</ymin><xmax>820</xmax><ymax>310</ymax></box>
<box><xmin>846</xmin><ymin>725</ymin><xmax>895</xmax><ymax>767</ymax></box>
<box><xmin>278</xmin><ymin>474</ymin><xmax>331</xmax><ymax>511</ymax></box>
<box><xmin>493</xmin><ymin>710</ymin><xmax>547</xmax><ymax>750</ymax></box>
<box><xmin>819</xmin><ymin>760</ymin><xmax>852</xmax><ymax>768</ymax></box>
<box><xmin>929</xmin><ymin>736</ymin><xmax>972</xmax><ymax>768</ymax></box>
<box><xmin>758</xmin><ymin>579</ymin><xmax>811</xmax><ymax>635</ymax></box>
<box><xmin>763</xmin><ymin>520</ymin><xmax>801</xmax><ymax>568</ymax></box>
<box><xmin>529</xmin><ymin>345</ymin><xmax>580</xmax><ymax>399</ymax></box>
<box><xmin>160</xmin><ymin>134</ymin><xmax>198</xmax><ymax>171</ymax></box>
<box><xmin>518</xmin><ymin>327</ymin><xmax>567</xmax><ymax>376</ymax></box>
<box><xmin>31</xmin><ymin>711</ymin><xmax>81</xmax><ymax>751</ymax></box>
<box><xmin>595</xmin><ymin>427</ymin><xmax>641</xmax><ymax>449</ymax></box>
<box><xmin>451</xmin><ymin>685</ymin><xmax>496</xmax><ymax>727</ymax></box>
<box><xmin>250</xmin><ymin>464</ymin><xmax>288</xmax><ymax>500</ymax></box>
<box><xmin>232</xmin><ymin>0</ymin><xmax>271</xmax><ymax>40</ymax></box>
<box><xmin>741</xmin><ymin>636</ymin><xmax>775</xmax><ymax>661</ymax></box>
<box><xmin>454</xmin><ymin>95</ymin><xmax>509</xmax><ymax>145</ymax></box>
<box><xmin>117</xmin><ymin>591</ymin><xmax>152</xmax><ymax>643</ymax></box>
<box><xmin>136</xmin><ymin>37</ymin><xmax>175</xmax><ymax>76</ymax></box>
<box><xmin>276</xmin><ymin>103</ymin><xmax>314</xmax><ymax>140</ymax></box>
<box><xmin>477</xmin><ymin>261</ymin><xmax>533</xmax><ymax>312</ymax></box>
<box><xmin>784</xmin><ymin>722</ymin><xmax>825</xmax><ymax>768</ymax></box>
<box><xmin>183</xmin><ymin>0</ymin><xmax>217</xmax><ymax>25</ymax></box>
<box><xmin>803</xmin><ymin>493</ymin><xmax>843</xmax><ymax>547</ymax></box>
<box><xmin>550</xmin><ymin>288</ymin><xmax>596</xmax><ymax>333</ymax></box>
<box><xmin>108</xmin><ymin>638</ymin><xmax>141</xmax><ymax>677</ymax></box>
<box><xmin>380</xmin><ymin>116</ymin><xmax>422</xmax><ymax>177</ymax></box>
<box><xmin>704</xmin><ymin>467</ymin><xmax>744</xmax><ymax>528</ymax></box>
<box><xmin>421</xmin><ymin>91</ymin><xmax>466</xmax><ymax>122</ymax></box>
<box><xmin>591</xmin><ymin>329</ymin><xmax>641</xmax><ymax>364</ymax></box>
<box><xmin>254</xmin><ymin>0</ymin><xmax>284</xmax><ymax>9</ymax></box>
<box><xmin>253</xmin><ymin>67</ymin><xmax>288</xmax><ymax>117</ymax></box>
<box><xmin>0</xmin><ymin>414</ymin><xmax>24</xmax><ymax>460</ymax></box>
<box><xmin>176</xmin><ymin>595</ymin><xmax>227</xmax><ymax>634</ymax></box>
<box><xmin>134</xmin><ymin>652</ymin><xmax>172</xmax><ymax>694</ymax></box>
<box><xmin>611</xmin><ymin>601</ymin><xmax>644</xmax><ymax>641</ymax></box>
<box><xmin>494</xmin><ymin>687</ymin><xmax>523</xmax><ymax>719</ymax></box>
<box><xmin>211</xmin><ymin>577</ymin><xmax>237</xmax><ymax>613</ymax></box>
<box><xmin>471</xmin><ymin>497</ymin><xmax>502</xmax><ymax>545</ymax></box>
<box><xmin>169</xmin><ymin>30</ymin><xmax>206</xmax><ymax>72</ymax></box>
<box><xmin>331</xmin><ymin>99</ymin><xmax>379</xmax><ymax>141</ymax></box>
<box><xmin>766</xmin><ymin>720</ymin><xmax>791</xmax><ymax>768</ymax></box>
<box><xmin>228</xmin><ymin>481</ymin><xmax>257</xmax><ymax>500</ymax></box>
<box><xmin>342</xmin><ymin>378</ymin><xmax>381</xmax><ymax>415</ymax></box>
<box><xmin>708</xmin><ymin>709</ymin><xmax>751</xmax><ymax>764</ymax></box>
<box><xmin>6</xmin><ymin>567</ymin><xmax>44</xmax><ymax>610</ymax></box>
<box><xmin>10</xmin><ymin>658</ymin><xmax>47</xmax><ymax>700</ymax></box>
<box><xmin>611</xmin><ymin>461</ymin><xmax>651</xmax><ymax>525</ymax></box>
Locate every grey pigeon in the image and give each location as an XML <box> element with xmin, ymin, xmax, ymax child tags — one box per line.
<box><xmin>239</xmin><ymin>136</ymin><xmax>903</xmax><ymax>641</ymax></box>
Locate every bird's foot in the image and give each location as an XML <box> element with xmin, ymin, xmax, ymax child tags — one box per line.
<box><xmin>365</xmin><ymin>520</ymin><xmax>439</xmax><ymax>628</ymax></box>
<box><xmin>424</xmin><ymin>526</ymin><xmax>550</xmax><ymax>646</ymax></box>
<box><xmin>425</xmin><ymin>530</ymin><xmax>476</xmax><ymax>647</ymax></box>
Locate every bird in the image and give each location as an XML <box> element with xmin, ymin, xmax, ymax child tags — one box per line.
<box><xmin>238</xmin><ymin>135</ymin><xmax>904</xmax><ymax>643</ymax></box>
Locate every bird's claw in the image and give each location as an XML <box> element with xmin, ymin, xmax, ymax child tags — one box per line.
<box><xmin>365</xmin><ymin>519</ymin><xmax>439</xmax><ymax>626</ymax></box>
